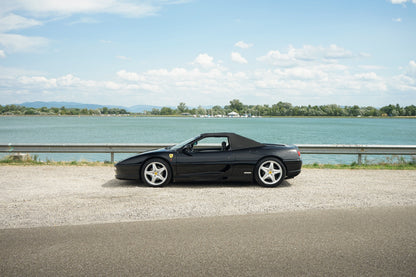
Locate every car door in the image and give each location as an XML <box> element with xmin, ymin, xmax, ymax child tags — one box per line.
<box><xmin>175</xmin><ymin>137</ymin><xmax>234</xmax><ymax>181</ymax></box>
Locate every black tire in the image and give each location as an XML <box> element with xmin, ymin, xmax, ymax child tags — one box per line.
<box><xmin>141</xmin><ymin>158</ymin><xmax>172</xmax><ymax>187</ymax></box>
<box><xmin>254</xmin><ymin>157</ymin><xmax>286</xmax><ymax>187</ymax></box>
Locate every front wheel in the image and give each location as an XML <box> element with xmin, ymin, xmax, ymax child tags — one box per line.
<box><xmin>141</xmin><ymin>159</ymin><xmax>172</xmax><ymax>187</ymax></box>
<box><xmin>255</xmin><ymin>158</ymin><xmax>286</xmax><ymax>187</ymax></box>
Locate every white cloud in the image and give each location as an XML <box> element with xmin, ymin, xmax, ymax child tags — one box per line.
<box><xmin>116</xmin><ymin>55</ymin><xmax>131</xmax><ymax>61</ymax></box>
<box><xmin>58</xmin><ymin>74</ymin><xmax>83</xmax><ymax>86</ymax></box>
<box><xmin>117</xmin><ymin>70</ymin><xmax>144</xmax><ymax>81</ymax></box>
<box><xmin>358</xmin><ymin>65</ymin><xmax>386</xmax><ymax>70</ymax></box>
<box><xmin>0</xmin><ymin>33</ymin><xmax>49</xmax><ymax>53</ymax></box>
<box><xmin>0</xmin><ymin>50</ymin><xmax>5</xmax><ymax>58</ymax></box>
<box><xmin>0</xmin><ymin>0</ymin><xmax>189</xmax><ymax>18</ymax></box>
<box><xmin>0</xmin><ymin>13</ymin><xmax>48</xmax><ymax>55</ymax></box>
<box><xmin>324</xmin><ymin>44</ymin><xmax>354</xmax><ymax>59</ymax></box>
<box><xmin>19</xmin><ymin>75</ymin><xmax>57</xmax><ymax>88</ymax></box>
<box><xmin>104</xmin><ymin>81</ymin><xmax>121</xmax><ymax>90</ymax></box>
<box><xmin>12</xmin><ymin>61</ymin><xmax>387</xmax><ymax>105</ymax></box>
<box><xmin>0</xmin><ymin>13</ymin><xmax>49</xmax><ymax>55</ymax></box>
<box><xmin>0</xmin><ymin>13</ymin><xmax>47</xmax><ymax>54</ymax></box>
<box><xmin>231</xmin><ymin>52</ymin><xmax>248</xmax><ymax>64</ymax></box>
<box><xmin>293</xmin><ymin>44</ymin><xmax>353</xmax><ymax>60</ymax></box>
<box><xmin>0</xmin><ymin>1</ymin><xmax>192</xmax><ymax>56</ymax></box>
<box><xmin>391</xmin><ymin>61</ymin><xmax>416</xmax><ymax>91</ymax></box>
<box><xmin>193</xmin><ymin>53</ymin><xmax>215</xmax><ymax>68</ymax></box>
<box><xmin>0</xmin><ymin>13</ymin><xmax>42</xmax><ymax>32</ymax></box>
<box><xmin>2</xmin><ymin>52</ymin><xmax>414</xmax><ymax>107</ymax></box>
<box><xmin>392</xmin><ymin>18</ymin><xmax>402</xmax><ymax>22</ymax></box>
<box><xmin>390</xmin><ymin>0</ymin><xmax>416</xmax><ymax>4</ymax></box>
<box><xmin>235</xmin><ymin>41</ymin><xmax>253</xmax><ymax>49</ymax></box>
<box><xmin>68</xmin><ymin>17</ymin><xmax>100</xmax><ymax>25</ymax></box>
<box><xmin>253</xmin><ymin>66</ymin><xmax>388</xmax><ymax>97</ymax></box>
<box><xmin>0</xmin><ymin>65</ymin><xmax>44</xmax><ymax>78</ymax></box>
<box><xmin>18</xmin><ymin>74</ymin><xmax>92</xmax><ymax>88</ymax></box>
<box><xmin>406</xmin><ymin>60</ymin><xmax>416</xmax><ymax>78</ymax></box>
<box><xmin>284</xmin><ymin>67</ymin><xmax>328</xmax><ymax>80</ymax></box>
<box><xmin>257</xmin><ymin>49</ymin><xmax>296</xmax><ymax>67</ymax></box>
<box><xmin>257</xmin><ymin>44</ymin><xmax>357</xmax><ymax>67</ymax></box>
<box><xmin>354</xmin><ymin>72</ymin><xmax>381</xmax><ymax>81</ymax></box>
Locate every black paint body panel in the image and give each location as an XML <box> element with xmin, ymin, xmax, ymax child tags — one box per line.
<box><xmin>115</xmin><ymin>133</ymin><xmax>302</xmax><ymax>183</ymax></box>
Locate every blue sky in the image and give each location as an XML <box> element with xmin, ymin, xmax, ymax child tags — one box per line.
<box><xmin>0</xmin><ymin>0</ymin><xmax>415</xmax><ymax>107</ymax></box>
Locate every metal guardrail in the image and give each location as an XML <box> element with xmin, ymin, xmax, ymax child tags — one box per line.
<box><xmin>0</xmin><ymin>143</ymin><xmax>174</xmax><ymax>163</ymax></box>
<box><xmin>298</xmin><ymin>144</ymin><xmax>416</xmax><ymax>165</ymax></box>
<box><xmin>1</xmin><ymin>143</ymin><xmax>416</xmax><ymax>164</ymax></box>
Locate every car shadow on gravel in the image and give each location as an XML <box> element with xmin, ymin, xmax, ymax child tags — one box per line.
<box><xmin>102</xmin><ymin>179</ymin><xmax>139</xmax><ymax>188</ymax></box>
<box><xmin>103</xmin><ymin>179</ymin><xmax>292</xmax><ymax>189</ymax></box>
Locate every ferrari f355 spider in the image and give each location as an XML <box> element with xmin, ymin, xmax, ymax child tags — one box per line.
<box><xmin>115</xmin><ymin>132</ymin><xmax>302</xmax><ymax>187</ymax></box>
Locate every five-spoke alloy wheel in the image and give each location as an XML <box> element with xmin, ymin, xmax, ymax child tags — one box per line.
<box><xmin>255</xmin><ymin>158</ymin><xmax>286</xmax><ymax>187</ymax></box>
<box><xmin>141</xmin><ymin>159</ymin><xmax>172</xmax><ymax>187</ymax></box>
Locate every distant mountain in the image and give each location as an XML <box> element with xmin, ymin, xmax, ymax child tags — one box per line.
<box><xmin>17</xmin><ymin>101</ymin><xmax>163</xmax><ymax>113</ymax></box>
<box><xmin>19</xmin><ymin>101</ymin><xmax>122</xmax><ymax>110</ymax></box>
<box><xmin>127</xmin><ymin>105</ymin><xmax>164</xmax><ymax>113</ymax></box>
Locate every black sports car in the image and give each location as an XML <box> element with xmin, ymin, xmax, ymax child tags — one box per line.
<box><xmin>115</xmin><ymin>133</ymin><xmax>302</xmax><ymax>187</ymax></box>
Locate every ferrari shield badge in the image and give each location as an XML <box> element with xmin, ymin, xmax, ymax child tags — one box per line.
<box><xmin>169</xmin><ymin>154</ymin><xmax>174</xmax><ymax>159</ymax></box>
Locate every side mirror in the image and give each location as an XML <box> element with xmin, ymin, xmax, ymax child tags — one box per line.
<box><xmin>182</xmin><ymin>144</ymin><xmax>192</xmax><ymax>155</ymax></box>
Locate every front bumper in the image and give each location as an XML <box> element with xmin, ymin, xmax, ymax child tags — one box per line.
<box><xmin>115</xmin><ymin>164</ymin><xmax>141</xmax><ymax>180</ymax></box>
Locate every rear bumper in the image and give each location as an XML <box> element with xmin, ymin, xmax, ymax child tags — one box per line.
<box><xmin>284</xmin><ymin>159</ymin><xmax>302</xmax><ymax>178</ymax></box>
<box><xmin>286</xmin><ymin>169</ymin><xmax>301</xmax><ymax>179</ymax></box>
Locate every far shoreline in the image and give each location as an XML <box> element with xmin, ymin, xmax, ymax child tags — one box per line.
<box><xmin>1</xmin><ymin>114</ymin><xmax>416</xmax><ymax>119</ymax></box>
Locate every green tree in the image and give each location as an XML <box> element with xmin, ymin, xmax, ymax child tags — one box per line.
<box><xmin>380</xmin><ymin>104</ymin><xmax>395</xmax><ymax>116</ymax></box>
<box><xmin>177</xmin><ymin>102</ymin><xmax>188</xmax><ymax>114</ymax></box>
<box><xmin>40</xmin><ymin>107</ymin><xmax>49</xmax><ymax>113</ymax></box>
<box><xmin>211</xmin><ymin>105</ymin><xmax>224</xmax><ymax>116</ymax></box>
<box><xmin>160</xmin><ymin>107</ymin><xmax>174</xmax><ymax>115</ymax></box>
<box><xmin>196</xmin><ymin>106</ymin><xmax>206</xmax><ymax>116</ymax></box>
<box><xmin>404</xmin><ymin>105</ymin><xmax>416</xmax><ymax>116</ymax></box>
<box><xmin>229</xmin><ymin>99</ymin><xmax>244</xmax><ymax>114</ymax></box>
<box><xmin>60</xmin><ymin>106</ymin><xmax>67</xmax><ymax>115</ymax></box>
<box><xmin>101</xmin><ymin>107</ymin><xmax>109</xmax><ymax>114</ymax></box>
<box><xmin>150</xmin><ymin>108</ymin><xmax>160</xmax><ymax>115</ymax></box>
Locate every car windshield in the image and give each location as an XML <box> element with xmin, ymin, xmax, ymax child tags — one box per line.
<box><xmin>169</xmin><ymin>136</ymin><xmax>199</xmax><ymax>151</ymax></box>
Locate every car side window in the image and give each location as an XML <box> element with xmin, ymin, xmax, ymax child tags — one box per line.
<box><xmin>193</xmin><ymin>137</ymin><xmax>230</xmax><ymax>152</ymax></box>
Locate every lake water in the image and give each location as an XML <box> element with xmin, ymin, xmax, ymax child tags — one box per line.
<box><xmin>1</xmin><ymin>116</ymin><xmax>415</xmax><ymax>164</ymax></box>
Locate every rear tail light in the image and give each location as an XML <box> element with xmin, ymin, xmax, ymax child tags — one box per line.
<box><xmin>297</xmin><ymin>150</ymin><xmax>301</xmax><ymax>157</ymax></box>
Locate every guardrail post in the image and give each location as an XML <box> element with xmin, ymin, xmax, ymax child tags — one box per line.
<box><xmin>111</xmin><ymin>152</ymin><xmax>114</xmax><ymax>163</ymax></box>
<box><xmin>358</xmin><ymin>154</ymin><xmax>362</xmax><ymax>165</ymax></box>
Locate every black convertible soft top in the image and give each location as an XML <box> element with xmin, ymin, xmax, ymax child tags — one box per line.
<box><xmin>199</xmin><ymin>132</ymin><xmax>264</xmax><ymax>150</ymax></box>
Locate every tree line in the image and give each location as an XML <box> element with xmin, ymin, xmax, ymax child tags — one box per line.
<box><xmin>150</xmin><ymin>100</ymin><xmax>416</xmax><ymax>117</ymax></box>
<box><xmin>1</xmin><ymin>100</ymin><xmax>415</xmax><ymax>117</ymax></box>
<box><xmin>0</xmin><ymin>105</ymin><xmax>128</xmax><ymax>116</ymax></box>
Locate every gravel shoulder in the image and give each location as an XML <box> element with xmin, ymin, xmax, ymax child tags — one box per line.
<box><xmin>1</xmin><ymin>166</ymin><xmax>415</xmax><ymax>229</ymax></box>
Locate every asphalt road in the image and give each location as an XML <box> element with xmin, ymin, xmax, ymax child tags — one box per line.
<box><xmin>1</xmin><ymin>206</ymin><xmax>415</xmax><ymax>276</ymax></box>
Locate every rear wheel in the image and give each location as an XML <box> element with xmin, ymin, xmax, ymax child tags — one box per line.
<box><xmin>255</xmin><ymin>158</ymin><xmax>286</xmax><ymax>187</ymax></box>
<box><xmin>141</xmin><ymin>159</ymin><xmax>172</xmax><ymax>187</ymax></box>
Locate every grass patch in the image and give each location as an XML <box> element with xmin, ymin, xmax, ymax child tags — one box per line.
<box><xmin>303</xmin><ymin>164</ymin><xmax>416</xmax><ymax>170</ymax></box>
<box><xmin>304</xmin><ymin>157</ymin><xmax>416</xmax><ymax>170</ymax></box>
